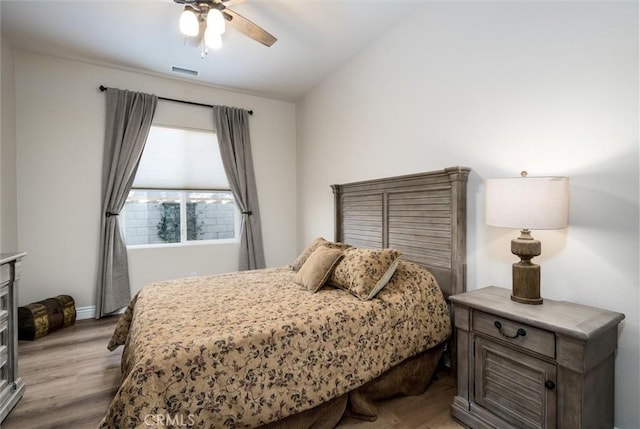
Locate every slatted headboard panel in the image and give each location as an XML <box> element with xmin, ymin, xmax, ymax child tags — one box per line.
<box><xmin>332</xmin><ymin>167</ymin><xmax>470</xmax><ymax>298</ymax></box>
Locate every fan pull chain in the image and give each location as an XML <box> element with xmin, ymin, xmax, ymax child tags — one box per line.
<box><xmin>200</xmin><ymin>41</ymin><xmax>207</xmax><ymax>59</ymax></box>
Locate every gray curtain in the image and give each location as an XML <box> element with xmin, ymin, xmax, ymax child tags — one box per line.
<box><xmin>97</xmin><ymin>88</ymin><xmax>157</xmax><ymax>318</ymax></box>
<box><xmin>213</xmin><ymin>106</ymin><xmax>265</xmax><ymax>270</ymax></box>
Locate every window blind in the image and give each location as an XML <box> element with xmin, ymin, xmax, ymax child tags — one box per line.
<box><xmin>133</xmin><ymin>126</ymin><xmax>229</xmax><ymax>190</ymax></box>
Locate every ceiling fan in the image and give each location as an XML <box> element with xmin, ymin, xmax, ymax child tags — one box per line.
<box><xmin>173</xmin><ymin>0</ymin><xmax>277</xmax><ymax>50</ymax></box>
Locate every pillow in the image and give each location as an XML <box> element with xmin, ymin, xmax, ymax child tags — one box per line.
<box><xmin>328</xmin><ymin>248</ymin><xmax>402</xmax><ymax>300</ymax></box>
<box><xmin>294</xmin><ymin>246</ymin><xmax>344</xmax><ymax>292</ymax></box>
<box><xmin>291</xmin><ymin>237</ymin><xmax>351</xmax><ymax>271</ymax></box>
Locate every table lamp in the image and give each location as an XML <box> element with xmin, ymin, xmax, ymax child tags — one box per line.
<box><xmin>485</xmin><ymin>172</ymin><xmax>569</xmax><ymax>304</ymax></box>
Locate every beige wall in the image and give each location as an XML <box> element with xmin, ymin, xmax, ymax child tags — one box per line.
<box><xmin>1</xmin><ymin>34</ymin><xmax>18</xmax><ymax>253</ymax></box>
<box><xmin>13</xmin><ymin>51</ymin><xmax>296</xmax><ymax>312</ymax></box>
<box><xmin>4</xmin><ymin>1</ymin><xmax>639</xmax><ymax>427</ymax></box>
<box><xmin>297</xmin><ymin>2</ymin><xmax>638</xmax><ymax>427</ymax></box>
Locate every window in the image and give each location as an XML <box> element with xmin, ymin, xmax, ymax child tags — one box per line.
<box><xmin>122</xmin><ymin>126</ymin><xmax>237</xmax><ymax>246</ymax></box>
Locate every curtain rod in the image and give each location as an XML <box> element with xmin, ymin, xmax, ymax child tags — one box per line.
<box><xmin>98</xmin><ymin>85</ymin><xmax>253</xmax><ymax>115</ymax></box>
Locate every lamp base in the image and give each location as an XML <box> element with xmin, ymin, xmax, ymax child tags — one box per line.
<box><xmin>511</xmin><ymin>296</ymin><xmax>543</xmax><ymax>305</ymax></box>
<box><xmin>511</xmin><ymin>230</ymin><xmax>543</xmax><ymax>305</ymax></box>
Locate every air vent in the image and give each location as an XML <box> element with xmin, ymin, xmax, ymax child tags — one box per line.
<box><xmin>171</xmin><ymin>66</ymin><xmax>199</xmax><ymax>77</ymax></box>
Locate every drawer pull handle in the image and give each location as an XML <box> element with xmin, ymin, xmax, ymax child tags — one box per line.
<box><xmin>494</xmin><ymin>321</ymin><xmax>526</xmax><ymax>339</ymax></box>
<box><xmin>545</xmin><ymin>380</ymin><xmax>556</xmax><ymax>390</ymax></box>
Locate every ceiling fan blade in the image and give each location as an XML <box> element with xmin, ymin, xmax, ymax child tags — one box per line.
<box><xmin>223</xmin><ymin>8</ymin><xmax>277</xmax><ymax>47</ymax></box>
<box><xmin>221</xmin><ymin>0</ymin><xmax>246</xmax><ymax>6</ymax></box>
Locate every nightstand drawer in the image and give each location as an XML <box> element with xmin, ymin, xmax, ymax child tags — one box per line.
<box><xmin>473</xmin><ymin>310</ymin><xmax>555</xmax><ymax>359</ymax></box>
<box><xmin>0</xmin><ymin>265</ymin><xmax>9</xmax><ymax>287</ymax></box>
<box><xmin>0</xmin><ymin>289</ymin><xmax>6</xmax><ymax>312</ymax></box>
<box><xmin>0</xmin><ymin>344</ymin><xmax>6</xmax><ymax>368</ymax></box>
<box><xmin>0</xmin><ymin>315</ymin><xmax>7</xmax><ymax>350</ymax></box>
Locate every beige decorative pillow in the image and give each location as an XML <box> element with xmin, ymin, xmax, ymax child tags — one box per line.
<box><xmin>329</xmin><ymin>248</ymin><xmax>403</xmax><ymax>300</ymax></box>
<box><xmin>291</xmin><ymin>237</ymin><xmax>351</xmax><ymax>271</ymax></box>
<box><xmin>294</xmin><ymin>247</ymin><xmax>344</xmax><ymax>292</ymax></box>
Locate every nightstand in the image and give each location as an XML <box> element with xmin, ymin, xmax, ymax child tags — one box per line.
<box><xmin>450</xmin><ymin>286</ymin><xmax>624</xmax><ymax>429</ymax></box>
<box><xmin>0</xmin><ymin>253</ymin><xmax>26</xmax><ymax>423</ymax></box>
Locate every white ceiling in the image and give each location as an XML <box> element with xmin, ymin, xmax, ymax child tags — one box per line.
<box><xmin>1</xmin><ymin>0</ymin><xmax>422</xmax><ymax>102</ymax></box>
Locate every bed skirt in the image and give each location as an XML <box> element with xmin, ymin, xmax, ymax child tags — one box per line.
<box><xmin>261</xmin><ymin>343</ymin><xmax>446</xmax><ymax>428</ymax></box>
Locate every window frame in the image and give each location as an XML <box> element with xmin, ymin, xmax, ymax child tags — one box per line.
<box><xmin>121</xmin><ymin>124</ymin><xmax>239</xmax><ymax>248</ymax></box>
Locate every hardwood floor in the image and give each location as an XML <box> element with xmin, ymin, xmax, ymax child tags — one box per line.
<box><xmin>3</xmin><ymin>317</ymin><xmax>123</xmax><ymax>429</ymax></box>
<box><xmin>3</xmin><ymin>317</ymin><xmax>464</xmax><ymax>429</ymax></box>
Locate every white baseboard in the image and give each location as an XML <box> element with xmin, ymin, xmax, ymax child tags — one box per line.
<box><xmin>75</xmin><ymin>306</ymin><xmax>96</xmax><ymax>320</ymax></box>
<box><xmin>75</xmin><ymin>305</ymin><xmax>125</xmax><ymax>320</ymax></box>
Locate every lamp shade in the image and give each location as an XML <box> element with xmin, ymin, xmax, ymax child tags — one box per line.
<box><xmin>485</xmin><ymin>176</ymin><xmax>569</xmax><ymax>230</ymax></box>
<box><xmin>179</xmin><ymin>7</ymin><xmax>199</xmax><ymax>37</ymax></box>
<box><xmin>204</xmin><ymin>28</ymin><xmax>222</xmax><ymax>49</ymax></box>
<box><xmin>207</xmin><ymin>9</ymin><xmax>226</xmax><ymax>34</ymax></box>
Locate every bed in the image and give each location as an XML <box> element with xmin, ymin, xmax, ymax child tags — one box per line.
<box><xmin>100</xmin><ymin>166</ymin><xmax>470</xmax><ymax>428</ymax></box>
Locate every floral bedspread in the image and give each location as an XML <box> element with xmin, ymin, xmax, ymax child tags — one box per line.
<box><xmin>100</xmin><ymin>261</ymin><xmax>450</xmax><ymax>428</ymax></box>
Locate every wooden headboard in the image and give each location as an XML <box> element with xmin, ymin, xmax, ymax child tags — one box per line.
<box><xmin>332</xmin><ymin>166</ymin><xmax>470</xmax><ymax>298</ymax></box>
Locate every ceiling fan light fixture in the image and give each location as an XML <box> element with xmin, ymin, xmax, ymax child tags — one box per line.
<box><xmin>179</xmin><ymin>6</ymin><xmax>199</xmax><ymax>37</ymax></box>
<box><xmin>206</xmin><ymin>8</ymin><xmax>226</xmax><ymax>35</ymax></box>
<box><xmin>204</xmin><ymin>28</ymin><xmax>223</xmax><ymax>50</ymax></box>
<box><xmin>173</xmin><ymin>0</ymin><xmax>276</xmax><ymax>52</ymax></box>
